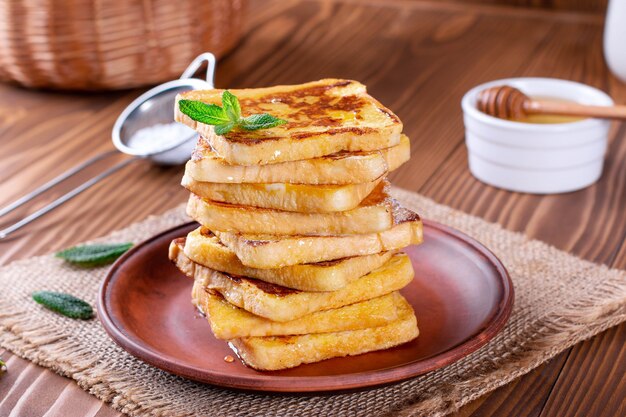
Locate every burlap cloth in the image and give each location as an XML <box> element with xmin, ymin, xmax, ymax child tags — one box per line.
<box><xmin>1</xmin><ymin>187</ymin><xmax>625</xmax><ymax>417</ymax></box>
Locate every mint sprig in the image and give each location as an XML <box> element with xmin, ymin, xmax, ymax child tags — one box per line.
<box><xmin>221</xmin><ymin>90</ymin><xmax>241</xmax><ymax>122</ymax></box>
<box><xmin>32</xmin><ymin>291</ymin><xmax>94</xmax><ymax>320</ymax></box>
<box><xmin>178</xmin><ymin>100</ymin><xmax>230</xmax><ymax>125</ymax></box>
<box><xmin>56</xmin><ymin>242</ymin><xmax>133</xmax><ymax>267</ymax></box>
<box><xmin>179</xmin><ymin>91</ymin><xmax>287</xmax><ymax>135</ymax></box>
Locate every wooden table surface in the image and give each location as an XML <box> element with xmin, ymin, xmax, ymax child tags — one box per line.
<box><xmin>1</xmin><ymin>0</ymin><xmax>624</xmax><ymax>416</ymax></box>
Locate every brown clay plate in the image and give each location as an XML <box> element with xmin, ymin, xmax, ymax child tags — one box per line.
<box><xmin>98</xmin><ymin>220</ymin><xmax>513</xmax><ymax>392</ymax></box>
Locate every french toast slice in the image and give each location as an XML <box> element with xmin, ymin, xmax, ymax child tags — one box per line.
<box><xmin>182</xmin><ymin>173</ymin><xmax>382</xmax><ymax>213</ymax></box>
<box><xmin>169</xmin><ymin>241</ymin><xmax>414</xmax><ymax>322</ymax></box>
<box><xmin>213</xmin><ymin>205</ymin><xmax>423</xmax><ymax>269</ymax></box>
<box><xmin>185</xmin><ymin>181</ymin><xmax>397</xmax><ymax>236</ymax></box>
<box><xmin>186</xmin><ymin>134</ymin><xmax>411</xmax><ymax>184</ymax></box>
<box><xmin>182</xmin><ymin>231</ymin><xmax>394</xmax><ymax>291</ymax></box>
<box><xmin>175</xmin><ymin>79</ymin><xmax>403</xmax><ymax>165</ymax></box>
<box><xmin>192</xmin><ymin>281</ymin><xmax>402</xmax><ymax>338</ymax></box>
<box><xmin>229</xmin><ymin>294</ymin><xmax>418</xmax><ymax>370</ymax></box>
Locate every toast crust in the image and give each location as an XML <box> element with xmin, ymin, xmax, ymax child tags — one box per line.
<box><xmin>175</xmin><ymin>79</ymin><xmax>403</xmax><ymax>165</ymax></box>
<box><xmin>182</xmin><ymin>230</ymin><xmax>395</xmax><ymax>291</ymax></box>
<box><xmin>169</xmin><ymin>239</ymin><xmax>414</xmax><ymax>322</ymax></box>
<box><xmin>185</xmin><ymin>181</ymin><xmax>398</xmax><ymax>236</ymax></box>
<box><xmin>212</xmin><ymin>205</ymin><xmax>423</xmax><ymax>269</ymax></box>
<box><xmin>229</xmin><ymin>294</ymin><xmax>418</xmax><ymax>370</ymax></box>
<box><xmin>182</xmin><ymin>173</ymin><xmax>382</xmax><ymax>213</ymax></box>
<box><xmin>193</xmin><ymin>283</ymin><xmax>402</xmax><ymax>339</ymax></box>
<box><xmin>186</xmin><ymin>134</ymin><xmax>410</xmax><ymax>184</ymax></box>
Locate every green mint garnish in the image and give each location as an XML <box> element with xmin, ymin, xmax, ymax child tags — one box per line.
<box><xmin>32</xmin><ymin>291</ymin><xmax>94</xmax><ymax>320</ymax></box>
<box><xmin>178</xmin><ymin>100</ymin><xmax>230</xmax><ymax>125</ymax></box>
<box><xmin>221</xmin><ymin>90</ymin><xmax>241</xmax><ymax>122</ymax></box>
<box><xmin>239</xmin><ymin>113</ymin><xmax>288</xmax><ymax>130</ymax></box>
<box><xmin>179</xmin><ymin>91</ymin><xmax>287</xmax><ymax>135</ymax></box>
<box><xmin>56</xmin><ymin>242</ymin><xmax>133</xmax><ymax>267</ymax></box>
<box><xmin>0</xmin><ymin>358</ymin><xmax>6</xmax><ymax>374</ymax></box>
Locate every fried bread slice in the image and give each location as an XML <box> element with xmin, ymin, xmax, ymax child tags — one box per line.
<box><xmin>175</xmin><ymin>79</ymin><xmax>403</xmax><ymax>165</ymax></box>
<box><xmin>181</xmin><ymin>231</ymin><xmax>394</xmax><ymax>291</ymax></box>
<box><xmin>229</xmin><ymin>295</ymin><xmax>418</xmax><ymax>370</ymax></box>
<box><xmin>185</xmin><ymin>181</ymin><xmax>397</xmax><ymax>235</ymax></box>
<box><xmin>182</xmin><ymin>173</ymin><xmax>382</xmax><ymax>213</ymax></box>
<box><xmin>169</xmin><ymin>241</ymin><xmax>414</xmax><ymax>322</ymax></box>
<box><xmin>213</xmin><ymin>205</ymin><xmax>423</xmax><ymax>269</ymax></box>
<box><xmin>186</xmin><ymin>134</ymin><xmax>411</xmax><ymax>184</ymax></box>
<box><xmin>192</xmin><ymin>281</ymin><xmax>402</xmax><ymax>338</ymax></box>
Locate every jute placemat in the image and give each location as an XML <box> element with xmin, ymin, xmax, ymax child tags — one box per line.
<box><xmin>1</xmin><ymin>187</ymin><xmax>625</xmax><ymax>417</ymax></box>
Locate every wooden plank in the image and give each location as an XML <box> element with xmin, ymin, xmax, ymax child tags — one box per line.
<box><xmin>538</xmin><ymin>325</ymin><xmax>626</xmax><ymax>417</ymax></box>
<box><xmin>0</xmin><ymin>351</ymin><xmax>121</xmax><ymax>417</ymax></box>
<box><xmin>335</xmin><ymin>0</ymin><xmax>605</xmax><ymax>21</ymax></box>
<box><xmin>535</xmin><ymin>235</ymin><xmax>626</xmax><ymax>417</ymax></box>
<box><xmin>436</xmin><ymin>0</ymin><xmax>607</xmax><ymax>13</ymax></box>
<box><xmin>453</xmin><ymin>352</ymin><xmax>571</xmax><ymax>417</ymax></box>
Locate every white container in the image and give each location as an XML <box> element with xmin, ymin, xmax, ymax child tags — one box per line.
<box><xmin>461</xmin><ymin>78</ymin><xmax>613</xmax><ymax>194</ymax></box>
<box><xmin>604</xmin><ymin>0</ymin><xmax>626</xmax><ymax>83</ymax></box>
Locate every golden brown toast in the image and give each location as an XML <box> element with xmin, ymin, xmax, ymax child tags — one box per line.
<box><xmin>182</xmin><ymin>231</ymin><xmax>394</xmax><ymax>291</ymax></box>
<box><xmin>175</xmin><ymin>79</ymin><xmax>403</xmax><ymax>165</ymax></box>
<box><xmin>192</xmin><ymin>282</ymin><xmax>402</xmax><ymax>339</ymax></box>
<box><xmin>229</xmin><ymin>294</ymin><xmax>418</xmax><ymax>370</ymax></box>
<box><xmin>213</xmin><ymin>205</ymin><xmax>423</xmax><ymax>269</ymax></box>
<box><xmin>185</xmin><ymin>181</ymin><xmax>399</xmax><ymax>236</ymax></box>
<box><xmin>186</xmin><ymin>134</ymin><xmax>411</xmax><ymax>185</ymax></box>
<box><xmin>169</xmin><ymin>240</ymin><xmax>414</xmax><ymax>322</ymax></box>
<box><xmin>182</xmin><ymin>173</ymin><xmax>381</xmax><ymax>213</ymax></box>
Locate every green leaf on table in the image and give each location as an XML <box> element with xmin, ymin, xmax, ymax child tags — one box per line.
<box><xmin>56</xmin><ymin>242</ymin><xmax>133</xmax><ymax>267</ymax></box>
<box><xmin>32</xmin><ymin>291</ymin><xmax>94</xmax><ymax>320</ymax></box>
<box><xmin>178</xmin><ymin>91</ymin><xmax>287</xmax><ymax>135</ymax></box>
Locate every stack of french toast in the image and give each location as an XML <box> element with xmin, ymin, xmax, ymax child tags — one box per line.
<box><xmin>168</xmin><ymin>79</ymin><xmax>424</xmax><ymax>370</ymax></box>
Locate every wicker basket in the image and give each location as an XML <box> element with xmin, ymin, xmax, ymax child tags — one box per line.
<box><xmin>0</xmin><ymin>0</ymin><xmax>245</xmax><ymax>90</ymax></box>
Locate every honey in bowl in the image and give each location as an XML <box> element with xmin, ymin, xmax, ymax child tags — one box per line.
<box><xmin>510</xmin><ymin>97</ymin><xmax>587</xmax><ymax>124</ymax></box>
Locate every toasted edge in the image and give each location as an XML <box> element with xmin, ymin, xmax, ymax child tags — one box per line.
<box><xmin>185</xmin><ymin>134</ymin><xmax>410</xmax><ymax>184</ymax></box>
<box><xmin>183</xmin><ymin>229</ymin><xmax>396</xmax><ymax>291</ymax></box>
<box><xmin>170</xmin><ymin>239</ymin><xmax>415</xmax><ymax>322</ymax></box>
<box><xmin>182</xmin><ymin>174</ymin><xmax>382</xmax><ymax>213</ymax></box>
<box><xmin>213</xmin><ymin>205</ymin><xmax>423</xmax><ymax>268</ymax></box>
<box><xmin>228</xmin><ymin>294</ymin><xmax>418</xmax><ymax>370</ymax></box>
<box><xmin>193</xmin><ymin>284</ymin><xmax>402</xmax><ymax>339</ymax></box>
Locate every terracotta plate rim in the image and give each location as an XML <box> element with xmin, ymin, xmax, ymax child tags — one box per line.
<box><xmin>97</xmin><ymin>220</ymin><xmax>514</xmax><ymax>393</ymax></box>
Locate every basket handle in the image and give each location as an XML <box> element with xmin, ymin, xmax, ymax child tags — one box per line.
<box><xmin>180</xmin><ymin>52</ymin><xmax>216</xmax><ymax>88</ymax></box>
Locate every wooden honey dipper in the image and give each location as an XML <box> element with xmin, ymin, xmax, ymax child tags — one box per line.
<box><xmin>476</xmin><ymin>85</ymin><xmax>626</xmax><ymax>120</ymax></box>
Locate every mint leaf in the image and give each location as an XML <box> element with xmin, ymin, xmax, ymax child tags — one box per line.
<box><xmin>179</xmin><ymin>92</ymin><xmax>286</xmax><ymax>135</ymax></box>
<box><xmin>56</xmin><ymin>243</ymin><xmax>133</xmax><ymax>267</ymax></box>
<box><xmin>240</xmin><ymin>113</ymin><xmax>287</xmax><ymax>131</ymax></box>
<box><xmin>215</xmin><ymin>122</ymin><xmax>235</xmax><ymax>135</ymax></box>
<box><xmin>179</xmin><ymin>100</ymin><xmax>229</xmax><ymax>125</ymax></box>
<box><xmin>32</xmin><ymin>291</ymin><xmax>94</xmax><ymax>320</ymax></box>
<box><xmin>221</xmin><ymin>90</ymin><xmax>241</xmax><ymax>123</ymax></box>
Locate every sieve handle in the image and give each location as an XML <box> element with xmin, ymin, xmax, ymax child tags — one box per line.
<box><xmin>180</xmin><ymin>52</ymin><xmax>216</xmax><ymax>88</ymax></box>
